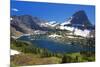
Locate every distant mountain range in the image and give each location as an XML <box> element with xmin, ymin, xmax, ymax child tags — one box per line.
<box><xmin>10</xmin><ymin>15</ymin><xmax>51</xmax><ymax>36</ymax></box>
<box><xmin>10</xmin><ymin>10</ymin><xmax>95</xmax><ymax>37</ymax></box>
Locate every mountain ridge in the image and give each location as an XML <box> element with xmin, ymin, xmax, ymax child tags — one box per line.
<box><xmin>10</xmin><ymin>10</ymin><xmax>94</xmax><ymax>37</ymax></box>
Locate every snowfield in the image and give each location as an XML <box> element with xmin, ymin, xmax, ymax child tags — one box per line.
<box><xmin>59</xmin><ymin>25</ymin><xmax>91</xmax><ymax>37</ymax></box>
<box><xmin>74</xmin><ymin>28</ymin><xmax>90</xmax><ymax>37</ymax></box>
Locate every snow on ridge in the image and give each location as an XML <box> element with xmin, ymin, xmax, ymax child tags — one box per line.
<box><xmin>39</xmin><ymin>21</ymin><xmax>59</xmax><ymax>27</ymax></box>
<box><xmin>48</xmin><ymin>34</ymin><xmax>62</xmax><ymax>38</ymax></box>
<box><xmin>61</xmin><ymin>21</ymin><xmax>70</xmax><ymax>26</ymax></box>
<box><xmin>60</xmin><ymin>25</ymin><xmax>74</xmax><ymax>31</ymax></box>
<box><xmin>48</xmin><ymin>21</ymin><xmax>59</xmax><ymax>27</ymax></box>
<box><xmin>49</xmin><ymin>21</ymin><xmax>57</xmax><ymax>24</ymax></box>
<box><xmin>61</xmin><ymin>17</ymin><xmax>72</xmax><ymax>26</ymax></box>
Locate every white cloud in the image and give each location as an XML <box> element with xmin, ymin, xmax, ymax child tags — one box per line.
<box><xmin>12</xmin><ymin>8</ymin><xmax>19</xmax><ymax>12</ymax></box>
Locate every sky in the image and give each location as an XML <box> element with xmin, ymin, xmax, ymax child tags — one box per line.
<box><xmin>11</xmin><ymin>0</ymin><xmax>95</xmax><ymax>25</ymax></box>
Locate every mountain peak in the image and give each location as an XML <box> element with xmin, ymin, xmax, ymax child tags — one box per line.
<box><xmin>71</xmin><ymin>10</ymin><xmax>92</xmax><ymax>26</ymax></box>
<box><xmin>73</xmin><ymin>10</ymin><xmax>86</xmax><ymax>15</ymax></box>
<box><xmin>61</xmin><ymin>10</ymin><xmax>94</xmax><ymax>30</ymax></box>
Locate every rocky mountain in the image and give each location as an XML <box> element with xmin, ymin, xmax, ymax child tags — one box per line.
<box><xmin>10</xmin><ymin>15</ymin><xmax>61</xmax><ymax>36</ymax></box>
<box><xmin>59</xmin><ymin>10</ymin><xmax>95</xmax><ymax>37</ymax></box>
<box><xmin>71</xmin><ymin>10</ymin><xmax>92</xmax><ymax>26</ymax></box>
<box><xmin>10</xmin><ymin>10</ymin><xmax>95</xmax><ymax>37</ymax></box>
<box><xmin>60</xmin><ymin>10</ymin><xmax>94</xmax><ymax>30</ymax></box>
<box><xmin>10</xmin><ymin>15</ymin><xmax>49</xmax><ymax>36</ymax></box>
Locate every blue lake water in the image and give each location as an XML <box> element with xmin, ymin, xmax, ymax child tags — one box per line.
<box><xmin>18</xmin><ymin>36</ymin><xmax>95</xmax><ymax>53</ymax></box>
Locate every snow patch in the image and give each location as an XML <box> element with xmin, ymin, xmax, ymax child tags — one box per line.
<box><xmin>39</xmin><ymin>21</ymin><xmax>58</xmax><ymax>27</ymax></box>
<box><xmin>59</xmin><ymin>25</ymin><xmax>91</xmax><ymax>37</ymax></box>
<box><xmin>11</xmin><ymin>49</ymin><xmax>21</xmax><ymax>55</ymax></box>
<box><xmin>10</xmin><ymin>18</ymin><xmax>13</xmax><ymax>20</ymax></box>
<box><xmin>60</xmin><ymin>26</ymin><xmax>74</xmax><ymax>31</ymax></box>
<box><xmin>74</xmin><ymin>28</ymin><xmax>90</xmax><ymax>37</ymax></box>
<box><xmin>67</xmin><ymin>36</ymin><xmax>75</xmax><ymax>38</ymax></box>
<box><xmin>48</xmin><ymin>34</ymin><xmax>62</xmax><ymax>38</ymax></box>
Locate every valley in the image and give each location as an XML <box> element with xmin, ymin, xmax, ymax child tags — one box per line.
<box><xmin>10</xmin><ymin>10</ymin><xmax>95</xmax><ymax>66</ymax></box>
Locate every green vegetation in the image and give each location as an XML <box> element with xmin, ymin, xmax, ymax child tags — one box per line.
<box><xmin>11</xmin><ymin>37</ymin><xmax>95</xmax><ymax>66</ymax></box>
<box><xmin>61</xmin><ymin>52</ymin><xmax>95</xmax><ymax>63</ymax></box>
<box><xmin>11</xmin><ymin>38</ymin><xmax>60</xmax><ymax>57</ymax></box>
<box><xmin>10</xmin><ymin>62</ymin><xmax>17</xmax><ymax>67</ymax></box>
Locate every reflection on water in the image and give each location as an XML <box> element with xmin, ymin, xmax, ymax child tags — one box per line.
<box><xmin>18</xmin><ymin>35</ymin><xmax>95</xmax><ymax>53</ymax></box>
